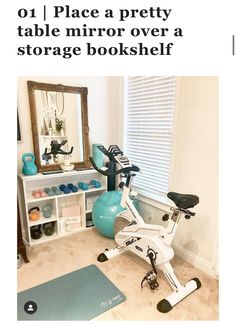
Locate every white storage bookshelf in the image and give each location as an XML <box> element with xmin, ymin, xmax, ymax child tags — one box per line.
<box><xmin>18</xmin><ymin>169</ymin><xmax>106</xmax><ymax>246</ymax></box>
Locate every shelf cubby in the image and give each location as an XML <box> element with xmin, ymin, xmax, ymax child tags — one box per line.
<box><xmin>18</xmin><ymin>169</ymin><xmax>106</xmax><ymax>245</ymax></box>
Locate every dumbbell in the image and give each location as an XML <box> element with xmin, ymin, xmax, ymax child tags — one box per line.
<box><xmin>43</xmin><ymin>222</ymin><xmax>55</xmax><ymax>236</ymax></box>
<box><xmin>78</xmin><ymin>182</ymin><xmax>89</xmax><ymax>190</ymax></box>
<box><xmin>78</xmin><ymin>180</ymin><xmax>101</xmax><ymax>191</ymax></box>
<box><xmin>30</xmin><ymin>225</ymin><xmax>42</xmax><ymax>240</ymax></box>
<box><xmin>59</xmin><ymin>184</ymin><xmax>70</xmax><ymax>194</ymax></box>
<box><xmin>32</xmin><ymin>189</ymin><xmax>47</xmax><ymax>198</ymax></box>
<box><xmin>28</xmin><ymin>207</ymin><xmax>40</xmax><ymax>221</ymax></box>
<box><xmin>59</xmin><ymin>184</ymin><xmax>78</xmax><ymax>194</ymax></box>
<box><xmin>44</xmin><ymin>187</ymin><xmax>62</xmax><ymax>196</ymax></box>
<box><xmin>44</xmin><ymin>188</ymin><xmax>54</xmax><ymax>196</ymax></box>
<box><xmin>90</xmin><ymin>180</ymin><xmax>101</xmax><ymax>188</ymax></box>
<box><xmin>67</xmin><ymin>183</ymin><xmax>78</xmax><ymax>193</ymax></box>
<box><xmin>52</xmin><ymin>186</ymin><xmax>62</xmax><ymax>195</ymax></box>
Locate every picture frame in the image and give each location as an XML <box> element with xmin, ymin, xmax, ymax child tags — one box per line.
<box><xmin>17</xmin><ymin>110</ymin><xmax>21</xmax><ymax>141</ymax></box>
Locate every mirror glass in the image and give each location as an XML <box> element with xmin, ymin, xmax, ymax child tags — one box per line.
<box><xmin>28</xmin><ymin>81</ymin><xmax>90</xmax><ymax>171</ymax></box>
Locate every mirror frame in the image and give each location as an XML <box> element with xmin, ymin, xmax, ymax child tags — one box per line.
<box><xmin>27</xmin><ymin>80</ymin><xmax>90</xmax><ymax>172</ymax></box>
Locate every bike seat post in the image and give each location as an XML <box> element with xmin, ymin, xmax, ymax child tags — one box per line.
<box><xmin>170</xmin><ymin>206</ymin><xmax>195</xmax><ymax>219</ymax></box>
<box><xmin>163</xmin><ymin>208</ymin><xmax>182</xmax><ymax>246</ymax></box>
<box><xmin>170</xmin><ymin>207</ymin><xmax>182</xmax><ymax>223</ymax></box>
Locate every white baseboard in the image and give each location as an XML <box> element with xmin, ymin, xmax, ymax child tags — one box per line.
<box><xmin>173</xmin><ymin>242</ymin><xmax>218</xmax><ymax>280</ymax></box>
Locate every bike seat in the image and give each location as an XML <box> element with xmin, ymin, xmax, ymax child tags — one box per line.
<box><xmin>167</xmin><ymin>192</ymin><xmax>199</xmax><ymax>209</ymax></box>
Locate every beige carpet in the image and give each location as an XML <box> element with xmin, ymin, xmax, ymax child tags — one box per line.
<box><xmin>17</xmin><ymin>228</ymin><xmax>218</xmax><ymax>320</ymax></box>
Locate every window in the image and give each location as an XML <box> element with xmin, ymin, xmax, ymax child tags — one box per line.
<box><xmin>123</xmin><ymin>76</ymin><xmax>176</xmax><ymax>202</ymax></box>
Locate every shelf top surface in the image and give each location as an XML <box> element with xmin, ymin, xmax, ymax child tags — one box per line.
<box><xmin>18</xmin><ymin>168</ymin><xmax>99</xmax><ymax>181</ymax></box>
<box><xmin>39</xmin><ymin>135</ymin><xmax>68</xmax><ymax>138</ymax></box>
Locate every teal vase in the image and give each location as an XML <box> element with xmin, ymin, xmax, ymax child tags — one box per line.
<box><xmin>92</xmin><ymin>143</ymin><xmax>104</xmax><ymax>169</ymax></box>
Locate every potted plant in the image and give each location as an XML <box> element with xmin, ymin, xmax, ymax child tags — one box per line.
<box><xmin>55</xmin><ymin>117</ymin><xmax>65</xmax><ymax>135</ymax></box>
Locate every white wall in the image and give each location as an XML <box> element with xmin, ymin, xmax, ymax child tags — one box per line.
<box><xmin>136</xmin><ymin>77</ymin><xmax>218</xmax><ymax>278</ymax></box>
<box><xmin>17</xmin><ymin>76</ymin><xmax>122</xmax><ymax>171</ymax></box>
<box><xmin>173</xmin><ymin>76</ymin><xmax>218</xmax><ymax>277</ymax></box>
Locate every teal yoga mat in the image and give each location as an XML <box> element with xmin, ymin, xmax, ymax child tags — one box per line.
<box><xmin>17</xmin><ymin>264</ymin><xmax>126</xmax><ymax>320</ymax></box>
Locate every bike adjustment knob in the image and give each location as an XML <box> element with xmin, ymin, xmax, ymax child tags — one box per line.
<box><xmin>162</xmin><ymin>214</ymin><xmax>169</xmax><ymax>221</ymax></box>
<box><xmin>119</xmin><ymin>182</ymin><xmax>125</xmax><ymax>189</ymax></box>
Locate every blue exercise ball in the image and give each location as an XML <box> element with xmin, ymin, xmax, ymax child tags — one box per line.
<box><xmin>92</xmin><ymin>191</ymin><xmax>126</xmax><ymax>239</ymax></box>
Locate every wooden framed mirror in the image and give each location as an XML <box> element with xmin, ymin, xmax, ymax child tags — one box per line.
<box><xmin>27</xmin><ymin>81</ymin><xmax>90</xmax><ymax>172</ymax></box>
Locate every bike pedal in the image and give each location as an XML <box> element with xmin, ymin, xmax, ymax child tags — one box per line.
<box><xmin>141</xmin><ymin>270</ymin><xmax>159</xmax><ymax>290</ymax></box>
<box><xmin>150</xmin><ymin>280</ymin><xmax>159</xmax><ymax>290</ymax></box>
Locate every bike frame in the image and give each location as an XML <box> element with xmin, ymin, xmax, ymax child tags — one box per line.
<box><xmin>120</xmin><ymin>181</ymin><xmax>182</xmax><ymax>246</ymax></box>
<box><xmin>91</xmin><ymin>146</ymin><xmax>201</xmax><ymax>313</ymax></box>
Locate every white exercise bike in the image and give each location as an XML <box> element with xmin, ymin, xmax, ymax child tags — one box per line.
<box><xmin>90</xmin><ymin>145</ymin><xmax>201</xmax><ymax>313</ymax></box>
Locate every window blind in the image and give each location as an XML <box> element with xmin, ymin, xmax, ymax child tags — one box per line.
<box><xmin>124</xmin><ymin>76</ymin><xmax>176</xmax><ymax>202</ymax></box>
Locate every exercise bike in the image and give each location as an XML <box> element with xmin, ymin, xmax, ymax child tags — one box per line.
<box><xmin>90</xmin><ymin>145</ymin><xmax>201</xmax><ymax>313</ymax></box>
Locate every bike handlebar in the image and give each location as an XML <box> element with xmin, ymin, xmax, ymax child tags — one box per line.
<box><xmin>89</xmin><ymin>156</ymin><xmax>140</xmax><ymax>176</ymax></box>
